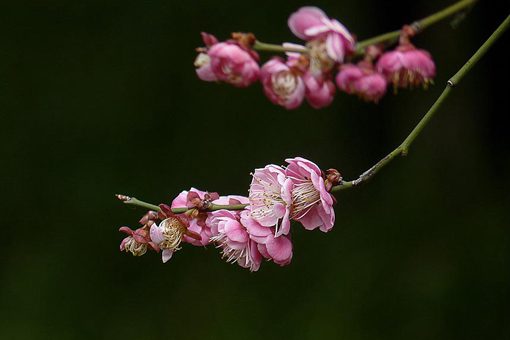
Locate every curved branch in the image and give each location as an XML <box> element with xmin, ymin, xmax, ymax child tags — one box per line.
<box><xmin>333</xmin><ymin>13</ymin><xmax>509</xmax><ymax>192</ymax></box>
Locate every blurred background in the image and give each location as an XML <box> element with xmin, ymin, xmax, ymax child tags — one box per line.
<box><xmin>0</xmin><ymin>0</ymin><xmax>508</xmax><ymax>339</ymax></box>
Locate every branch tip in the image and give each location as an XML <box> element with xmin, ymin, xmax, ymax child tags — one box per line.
<box><xmin>116</xmin><ymin>194</ymin><xmax>132</xmax><ymax>202</ymax></box>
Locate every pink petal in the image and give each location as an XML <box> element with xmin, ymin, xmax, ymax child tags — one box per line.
<box><xmin>224</xmin><ymin>220</ymin><xmax>249</xmax><ymax>243</ymax></box>
<box><xmin>171</xmin><ymin>190</ymin><xmax>189</xmax><ymax>209</ymax></box>
<box><xmin>288</xmin><ymin>7</ymin><xmax>328</xmax><ymax>40</ymax></box>
<box><xmin>296</xmin><ymin>209</ymin><xmax>323</xmax><ymax>230</ymax></box>
<box><xmin>243</xmin><ymin>214</ymin><xmax>272</xmax><ymax>238</ymax></box>
<box><xmin>196</xmin><ymin>63</ymin><xmax>218</xmax><ymax>82</ymax></box>
<box><xmin>150</xmin><ymin>224</ymin><xmax>165</xmax><ymax>244</ymax></box>
<box><xmin>162</xmin><ymin>249</ymin><xmax>173</xmax><ymax>263</ymax></box>
<box><xmin>325</xmin><ymin>33</ymin><xmax>345</xmax><ymax>63</ymax></box>
<box><xmin>118</xmin><ymin>226</ymin><xmax>133</xmax><ymax>235</ymax></box>
<box><xmin>257</xmin><ymin>243</ymin><xmax>270</xmax><ymax>259</ymax></box>
<box><xmin>266</xmin><ymin>236</ymin><xmax>293</xmax><ymax>264</ymax></box>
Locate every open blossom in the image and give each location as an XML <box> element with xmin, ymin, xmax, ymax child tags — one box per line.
<box><xmin>208</xmin><ymin>208</ymin><xmax>262</xmax><ymax>271</ymax></box>
<box><xmin>285</xmin><ymin>157</ymin><xmax>336</xmax><ymax>232</ymax></box>
<box><xmin>336</xmin><ymin>63</ymin><xmax>387</xmax><ymax>102</ymax></box>
<box><xmin>119</xmin><ymin>226</ymin><xmax>159</xmax><ymax>257</ymax></box>
<box><xmin>207</xmin><ymin>42</ymin><xmax>260</xmax><ymax>87</ymax></box>
<box><xmin>150</xmin><ymin>216</ymin><xmax>188</xmax><ymax>263</ymax></box>
<box><xmin>288</xmin><ymin>6</ymin><xmax>355</xmax><ymax>64</ymax></box>
<box><xmin>303</xmin><ymin>72</ymin><xmax>336</xmax><ymax>108</ymax></box>
<box><xmin>249</xmin><ymin>157</ymin><xmax>339</xmax><ymax>235</ymax></box>
<box><xmin>260</xmin><ymin>57</ymin><xmax>305</xmax><ymax>109</ymax></box>
<box><xmin>241</xmin><ymin>211</ymin><xmax>292</xmax><ymax>266</ymax></box>
<box><xmin>249</xmin><ymin>165</ymin><xmax>293</xmax><ymax>237</ymax></box>
<box><xmin>377</xmin><ymin>44</ymin><xmax>436</xmax><ymax>89</ymax></box>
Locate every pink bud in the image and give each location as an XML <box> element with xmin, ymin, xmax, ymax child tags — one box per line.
<box><xmin>303</xmin><ymin>73</ymin><xmax>336</xmax><ymax>109</ymax></box>
<box><xmin>376</xmin><ymin>45</ymin><xmax>436</xmax><ymax>89</ymax></box>
<box><xmin>208</xmin><ymin>42</ymin><xmax>260</xmax><ymax>87</ymax></box>
<box><xmin>336</xmin><ymin>63</ymin><xmax>387</xmax><ymax>102</ymax></box>
<box><xmin>260</xmin><ymin>58</ymin><xmax>305</xmax><ymax>110</ymax></box>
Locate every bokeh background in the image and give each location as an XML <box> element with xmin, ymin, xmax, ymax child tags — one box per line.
<box><xmin>1</xmin><ymin>0</ymin><xmax>509</xmax><ymax>339</ymax></box>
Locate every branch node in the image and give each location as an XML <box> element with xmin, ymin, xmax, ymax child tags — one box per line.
<box><xmin>410</xmin><ymin>21</ymin><xmax>422</xmax><ymax>33</ymax></box>
<box><xmin>447</xmin><ymin>79</ymin><xmax>455</xmax><ymax>87</ymax></box>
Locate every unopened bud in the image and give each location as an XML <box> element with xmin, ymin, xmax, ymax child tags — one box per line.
<box><xmin>325</xmin><ymin>168</ymin><xmax>342</xmax><ymax>191</ymax></box>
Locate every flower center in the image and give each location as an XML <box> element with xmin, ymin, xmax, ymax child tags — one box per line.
<box><xmin>272</xmin><ymin>71</ymin><xmax>297</xmax><ymax>98</ymax></box>
<box><xmin>221</xmin><ymin>62</ymin><xmax>242</xmax><ymax>84</ymax></box>
<box><xmin>249</xmin><ymin>175</ymin><xmax>286</xmax><ymax>220</ymax></box>
<box><xmin>291</xmin><ymin>180</ymin><xmax>321</xmax><ymax>219</ymax></box>
<box><xmin>160</xmin><ymin>217</ymin><xmax>186</xmax><ymax>251</ymax></box>
<box><xmin>308</xmin><ymin>40</ymin><xmax>335</xmax><ymax>74</ymax></box>
<box><xmin>211</xmin><ymin>233</ymin><xmax>256</xmax><ymax>270</ymax></box>
<box><xmin>124</xmin><ymin>238</ymin><xmax>148</xmax><ymax>256</ymax></box>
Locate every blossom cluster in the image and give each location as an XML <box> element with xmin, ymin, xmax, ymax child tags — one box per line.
<box><xmin>194</xmin><ymin>6</ymin><xmax>436</xmax><ymax>108</ymax></box>
<box><xmin>119</xmin><ymin>157</ymin><xmax>341</xmax><ymax>271</ymax></box>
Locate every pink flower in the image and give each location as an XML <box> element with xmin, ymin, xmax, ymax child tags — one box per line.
<box><xmin>119</xmin><ymin>226</ymin><xmax>159</xmax><ymax>257</ymax></box>
<box><xmin>248</xmin><ymin>165</ymin><xmax>293</xmax><ymax>237</ymax></box>
<box><xmin>288</xmin><ymin>6</ymin><xmax>355</xmax><ymax>63</ymax></box>
<box><xmin>172</xmin><ymin>189</ymin><xmax>249</xmax><ymax>246</ymax></box>
<box><xmin>208</xmin><ymin>42</ymin><xmax>260</xmax><ymax>87</ymax></box>
<box><xmin>149</xmin><ymin>216</ymin><xmax>188</xmax><ymax>263</ymax></box>
<box><xmin>336</xmin><ymin>64</ymin><xmax>363</xmax><ymax>92</ymax></box>
<box><xmin>336</xmin><ymin>63</ymin><xmax>387</xmax><ymax>102</ymax></box>
<box><xmin>376</xmin><ymin>45</ymin><xmax>436</xmax><ymax>89</ymax></box>
<box><xmin>241</xmin><ymin>211</ymin><xmax>293</xmax><ymax>266</ymax></box>
<box><xmin>171</xmin><ymin>188</ymin><xmax>217</xmax><ymax>246</ymax></box>
<box><xmin>260</xmin><ymin>57</ymin><xmax>305</xmax><ymax>110</ymax></box>
<box><xmin>303</xmin><ymin>72</ymin><xmax>336</xmax><ymax>108</ymax></box>
<box><xmin>285</xmin><ymin>157</ymin><xmax>336</xmax><ymax>232</ymax></box>
<box><xmin>209</xmin><ymin>209</ymin><xmax>262</xmax><ymax>271</ymax></box>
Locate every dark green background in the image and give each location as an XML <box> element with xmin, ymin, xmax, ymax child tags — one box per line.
<box><xmin>1</xmin><ymin>1</ymin><xmax>508</xmax><ymax>339</ymax></box>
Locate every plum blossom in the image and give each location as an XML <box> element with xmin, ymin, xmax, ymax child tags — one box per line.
<box><xmin>171</xmin><ymin>188</ymin><xmax>219</xmax><ymax>246</ymax></box>
<box><xmin>248</xmin><ymin>165</ymin><xmax>293</xmax><ymax>237</ymax></box>
<box><xmin>241</xmin><ymin>211</ymin><xmax>293</xmax><ymax>266</ymax></box>
<box><xmin>208</xmin><ymin>42</ymin><xmax>260</xmax><ymax>87</ymax></box>
<box><xmin>285</xmin><ymin>157</ymin><xmax>336</xmax><ymax>232</ymax></box>
<box><xmin>377</xmin><ymin>44</ymin><xmax>436</xmax><ymax>89</ymax></box>
<box><xmin>336</xmin><ymin>63</ymin><xmax>387</xmax><ymax>102</ymax></box>
<box><xmin>288</xmin><ymin>6</ymin><xmax>355</xmax><ymax>64</ymax></box>
<box><xmin>260</xmin><ymin>57</ymin><xmax>305</xmax><ymax>109</ymax></box>
<box><xmin>208</xmin><ymin>208</ymin><xmax>262</xmax><ymax>271</ymax></box>
<box><xmin>195</xmin><ymin>32</ymin><xmax>260</xmax><ymax>87</ymax></box>
<box><xmin>149</xmin><ymin>216</ymin><xmax>188</xmax><ymax>263</ymax></box>
<box><xmin>303</xmin><ymin>72</ymin><xmax>336</xmax><ymax>108</ymax></box>
<box><xmin>119</xmin><ymin>226</ymin><xmax>159</xmax><ymax>257</ymax></box>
